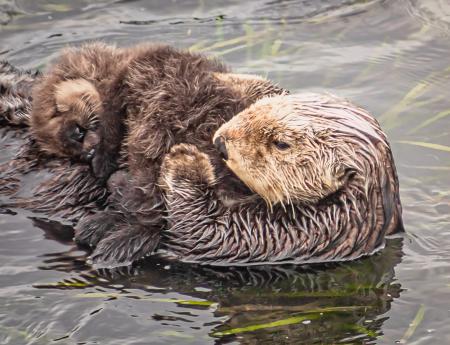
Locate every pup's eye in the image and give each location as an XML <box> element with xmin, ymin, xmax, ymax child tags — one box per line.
<box><xmin>273</xmin><ymin>140</ymin><xmax>290</xmax><ymax>150</ymax></box>
<box><xmin>72</xmin><ymin>125</ymin><xmax>86</xmax><ymax>142</ymax></box>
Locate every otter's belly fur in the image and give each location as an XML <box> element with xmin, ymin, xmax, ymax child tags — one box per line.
<box><xmin>161</xmin><ymin>187</ymin><xmax>396</xmax><ymax>265</ymax></box>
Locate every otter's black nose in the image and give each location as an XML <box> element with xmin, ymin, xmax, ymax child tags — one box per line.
<box><xmin>214</xmin><ymin>136</ymin><xmax>228</xmax><ymax>160</ymax></box>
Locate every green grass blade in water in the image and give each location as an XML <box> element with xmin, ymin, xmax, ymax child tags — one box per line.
<box><xmin>401</xmin><ymin>304</ymin><xmax>425</xmax><ymax>343</ymax></box>
<box><xmin>409</xmin><ymin>109</ymin><xmax>450</xmax><ymax>134</ymax></box>
<box><xmin>212</xmin><ymin>314</ymin><xmax>319</xmax><ymax>337</ymax></box>
<box><xmin>397</xmin><ymin>140</ymin><xmax>450</xmax><ymax>153</ymax></box>
<box><xmin>379</xmin><ymin>82</ymin><xmax>429</xmax><ymax>130</ymax></box>
<box><xmin>75</xmin><ymin>292</ymin><xmax>215</xmax><ymax>306</ymax></box>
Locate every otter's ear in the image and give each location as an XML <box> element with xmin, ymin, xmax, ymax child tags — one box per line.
<box><xmin>54</xmin><ymin>79</ymin><xmax>99</xmax><ymax>113</ymax></box>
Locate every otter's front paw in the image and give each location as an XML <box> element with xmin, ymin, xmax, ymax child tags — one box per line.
<box><xmin>92</xmin><ymin>151</ymin><xmax>118</xmax><ymax>183</ymax></box>
<box><xmin>160</xmin><ymin>144</ymin><xmax>216</xmax><ymax>192</ymax></box>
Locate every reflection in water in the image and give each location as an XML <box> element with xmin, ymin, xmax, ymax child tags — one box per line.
<box><xmin>32</xmin><ymin>217</ymin><xmax>404</xmax><ymax>344</ymax></box>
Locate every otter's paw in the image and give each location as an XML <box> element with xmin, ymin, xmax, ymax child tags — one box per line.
<box><xmin>89</xmin><ymin>224</ymin><xmax>160</xmax><ymax>268</ymax></box>
<box><xmin>160</xmin><ymin>144</ymin><xmax>216</xmax><ymax>192</ymax></box>
<box><xmin>75</xmin><ymin>212</ymin><xmax>122</xmax><ymax>247</ymax></box>
<box><xmin>92</xmin><ymin>151</ymin><xmax>118</xmax><ymax>183</ymax></box>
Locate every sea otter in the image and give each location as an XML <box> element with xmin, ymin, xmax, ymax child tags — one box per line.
<box><xmin>158</xmin><ymin>93</ymin><xmax>403</xmax><ymax>264</ymax></box>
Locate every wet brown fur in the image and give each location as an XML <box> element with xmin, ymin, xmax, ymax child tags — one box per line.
<box><xmin>0</xmin><ymin>62</ymin><xmax>107</xmax><ymax>219</ymax></box>
<box><xmin>0</xmin><ymin>53</ymin><xmax>402</xmax><ymax>267</ymax></box>
<box><xmin>214</xmin><ymin>96</ymin><xmax>353</xmax><ymax>206</ymax></box>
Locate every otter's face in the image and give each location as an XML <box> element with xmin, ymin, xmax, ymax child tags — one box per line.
<box><xmin>213</xmin><ymin>95</ymin><xmax>356</xmax><ymax>206</ymax></box>
<box><xmin>33</xmin><ymin>78</ymin><xmax>102</xmax><ymax>161</ymax></box>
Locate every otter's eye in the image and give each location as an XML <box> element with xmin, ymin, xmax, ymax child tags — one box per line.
<box><xmin>273</xmin><ymin>140</ymin><xmax>290</xmax><ymax>150</ymax></box>
<box><xmin>72</xmin><ymin>125</ymin><xmax>86</xmax><ymax>142</ymax></box>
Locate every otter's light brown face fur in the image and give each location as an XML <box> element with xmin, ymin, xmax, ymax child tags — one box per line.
<box><xmin>213</xmin><ymin>94</ymin><xmax>366</xmax><ymax>206</ymax></box>
<box><xmin>31</xmin><ymin>78</ymin><xmax>102</xmax><ymax>161</ymax></box>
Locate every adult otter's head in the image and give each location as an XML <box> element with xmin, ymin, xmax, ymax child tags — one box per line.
<box><xmin>31</xmin><ymin>78</ymin><xmax>102</xmax><ymax>161</ymax></box>
<box><xmin>214</xmin><ymin>93</ymin><xmax>387</xmax><ymax>206</ymax></box>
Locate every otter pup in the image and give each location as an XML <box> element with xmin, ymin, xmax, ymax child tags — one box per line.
<box><xmin>159</xmin><ymin>93</ymin><xmax>403</xmax><ymax>264</ymax></box>
<box><xmin>29</xmin><ymin>43</ymin><xmax>279</xmax><ymax>182</ymax></box>
<box><xmin>30</xmin><ymin>42</ymin><xmax>130</xmax><ymax>177</ymax></box>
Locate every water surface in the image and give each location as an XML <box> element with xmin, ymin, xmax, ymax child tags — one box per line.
<box><xmin>1</xmin><ymin>0</ymin><xmax>450</xmax><ymax>344</ymax></box>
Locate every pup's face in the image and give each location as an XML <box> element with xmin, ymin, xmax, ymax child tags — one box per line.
<box><xmin>32</xmin><ymin>79</ymin><xmax>102</xmax><ymax>161</ymax></box>
<box><xmin>213</xmin><ymin>96</ymin><xmax>356</xmax><ymax>206</ymax></box>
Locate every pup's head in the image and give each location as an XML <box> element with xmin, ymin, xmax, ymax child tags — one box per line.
<box><xmin>213</xmin><ymin>94</ymin><xmax>380</xmax><ymax>206</ymax></box>
<box><xmin>31</xmin><ymin>78</ymin><xmax>102</xmax><ymax>161</ymax></box>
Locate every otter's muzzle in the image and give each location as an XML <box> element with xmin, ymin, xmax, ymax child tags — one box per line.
<box><xmin>214</xmin><ymin>136</ymin><xmax>228</xmax><ymax>161</ymax></box>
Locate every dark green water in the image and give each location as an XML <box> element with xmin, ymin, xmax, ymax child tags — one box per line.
<box><xmin>1</xmin><ymin>0</ymin><xmax>449</xmax><ymax>344</ymax></box>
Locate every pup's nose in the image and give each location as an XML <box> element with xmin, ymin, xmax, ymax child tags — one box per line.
<box><xmin>214</xmin><ymin>136</ymin><xmax>228</xmax><ymax>160</ymax></box>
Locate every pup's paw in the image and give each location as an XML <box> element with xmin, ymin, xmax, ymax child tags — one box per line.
<box><xmin>159</xmin><ymin>144</ymin><xmax>216</xmax><ymax>192</ymax></box>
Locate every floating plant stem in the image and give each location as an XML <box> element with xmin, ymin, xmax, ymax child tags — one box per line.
<box><xmin>409</xmin><ymin>109</ymin><xmax>450</xmax><ymax>134</ymax></box>
<box><xmin>211</xmin><ymin>314</ymin><xmax>319</xmax><ymax>337</ymax></box>
<box><xmin>397</xmin><ymin>140</ymin><xmax>450</xmax><ymax>153</ymax></box>
<box><xmin>198</xmin><ymin>29</ymin><xmax>274</xmax><ymax>52</ymax></box>
<box><xmin>219</xmin><ymin>304</ymin><xmax>371</xmax><ymax>313</ymax></box>
<box><xmin>75</xmin><ymin>292</ymin><xmax>216</xmax><ymax>307</ymax></box>
<box><xmin>400</xmin><ymin>304</ymin><xmax>425</xmax><ymax>343</ymax></box>
<box><xmin>379</xmin><ymin>81</ymin><xmax>429</xmax><ymax>130</ymax></box>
